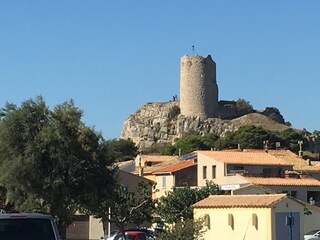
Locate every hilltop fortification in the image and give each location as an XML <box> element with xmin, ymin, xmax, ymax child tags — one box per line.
<box><xmin>180</xmin><ymin>55</ymin><xmax>218</xmax><ymax>119</ymax></box>
<box><xmin>120</xmin><ymin>54</ymin><xmax>290</xmax><ymax>150</ymax></box>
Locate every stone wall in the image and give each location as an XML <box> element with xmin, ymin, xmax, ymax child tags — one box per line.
<box><xmin>180</xmin><ymin>55</ymin><xmax>218</xmax><ymax>119</ymax></box>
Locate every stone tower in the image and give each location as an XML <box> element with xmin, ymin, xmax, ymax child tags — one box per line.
<box><xmin>180</xmin><ymin>55</ymin><xmax>218</xmax><ymax>119</ymax></box>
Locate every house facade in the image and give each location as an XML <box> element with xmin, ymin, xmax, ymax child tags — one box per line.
<box><xmin>196</xmin><ymin>150</ymin><xmax>320</xmax><ymax>205</ymax></box>
<box><xmin>152</xmin><ymin>159</ymin><xmax>197</xmax><ymax>199</ymax></box>
<box><xmin>193</xmin><ymin>194</ymin><xmax>305</xmax><ymax>240</ymax></box>
<box><xmin>232</xmin><ymin>184</ymin><xmax>320</xmax><ymax>235</ymax></box>
<box><xmin>196</xmin><ymin>150</ymin><xmax>293</xmax><ymax>189</ymax></box>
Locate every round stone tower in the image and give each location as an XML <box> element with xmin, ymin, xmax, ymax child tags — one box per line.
<box><xmin>180</xmin><ymin>55</ymin><xmax>219</xmax><ymax>119</ymax></box>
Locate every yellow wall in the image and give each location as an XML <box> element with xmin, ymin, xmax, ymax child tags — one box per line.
<box><xmin>154</xmin><ymin>174</ymin><xmax>174</xmax><ymax>199</ymax></box>
<box><xmin>89</xmin><ymin>216</ymin><xmax>104</xmax><ymax>240</ymax></box>
<box><xmin>194</xmin><ymin>197</ymin><xmax>307</xmax><ymax>240</ymax></box>
<box><xmin>194</xmin><ymin>207</ymin><xmax>271</xmax><ymax>240</ymax></box>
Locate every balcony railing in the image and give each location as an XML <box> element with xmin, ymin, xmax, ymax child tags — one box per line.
<box><xmin>226</xmin><ymin>171</ymin><xmax>311</xmax><ymax>178</ymax></box>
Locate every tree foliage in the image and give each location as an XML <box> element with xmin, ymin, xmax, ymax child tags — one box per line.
<box><xmin>92</xmin><ymin>181</ymin><xmax>155</xmax><ymax>233</ymax></box>
<box><xmin>235</xmin><ymin>98</ymin><xmax>254</xmax><ymax>114</ymax></box>
<box><xmin>106</xmin><ymin>138</ymin><xmax>138</xmax><ymax>162</ymax></box>
<box><xmin>0</xmin><ymin>97</ymin><xmax>116</xmax><ymax>236</ymax></box>
<box><xmin>161</xmin><ymin>125</ymin><xmax>307</xmax><ymax>154</ymax></box>
<box><xmin>221</xmin><ymin>125</ymin><xmax>280</xmax><ymax>149</ymax></box>
<box><xmin>156</xmin><ymin>218</ymin><xmax>205</xmax><ymax>240</ymax></box>
<box><xmin>280</xmin><ymin>128</ymin><xmax>305</xmax><ymax>152</ymax></box>
<box><xmin>156</xmin><ymin>181</ymin><xmax>223</xmax><ymax>223</ymax></box>
<box><xmin>161</xmin><ymin>133</ymin><xmax>218</xmax><ymax>156</ymax></box>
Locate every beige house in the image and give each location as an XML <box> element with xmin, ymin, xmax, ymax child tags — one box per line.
<box><xmin>231</xmin><ymin>184</ymin><xmax>320</xmax><ymax>235</ymax></box>
<box><xmin>118</xmin><ymin>154</ymin><xmax>198</xmax><ymax>199</ymax></box>
<box><xmin>196</xmin><ymin>150</ymin><xmax>293</xmax><ymax>189</ymax></box>
<box><xmin>267</xmin><ymin>150</ymin><xmax>320</xmax><ymax>179</ymax></box>
<box><xmin>196</xmin><ymin>150</ymin><xmax>320</xmax><ymax>205</ymax></box>
<box><xmin>134</xmin><ymin>155</ymin><xmax>179</xmax><ymax>182</ymax></box>
<box><xmin>242</xmin><ymin>175</ymin><xmax>320</xmax><ymax>205</ymax></box>
<box><xmin>193</xmin><ymin>194</ymin><xmax>306</xmax><ymax>240</ymax></box>
<box><xmin>151</xmin><ymin>159</ymin><xmax>197</xmax><ymax>198</ymax></box>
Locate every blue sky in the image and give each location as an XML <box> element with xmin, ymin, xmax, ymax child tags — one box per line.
<box><xmin>1</xmin><ymin>1</ymin><xmax>319</xmax><ymax>139</ymax></box>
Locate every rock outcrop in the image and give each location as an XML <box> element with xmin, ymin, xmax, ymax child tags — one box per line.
<box><xmin>120</xmin><ymin>101</ymin><xmax>289</xmax><ymax>149</ymax></box>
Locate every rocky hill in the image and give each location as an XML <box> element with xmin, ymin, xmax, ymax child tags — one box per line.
<box><xmin>120</xmin><ymin>101</ymin><xmax>292</xmax><ymax>150</ymax></box>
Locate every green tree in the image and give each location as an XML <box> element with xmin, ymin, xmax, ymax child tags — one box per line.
<box><xmin>222</xmin><ymin>125</ymin><xmax>280</xmax><ymax>149</ymax></box>
<box><xmin>161</xmin><ymin>143</ymin><xmax>176</xmax><ymax>155</ymax></box>
<box><xmin>161</xmin><ymin>133</ymin><xmax>218</xmax><ymax>156</ymax></box>
<box><xmin>156</xmin><ymin>218</ymin><xmax>205</xmax><ymax>240</ymax></box>
<box><xmin>280</xmin><ymin>128</ymin><xmax>306</xmax><ymax>153</ymax></box>
<box><xmin>93</xmin><ymin>181</ymin><xmax>155</xmax><ymax>234</ymax></box>
<box><xmin>0</xmin><ymin>97</ymin><xmax>116</xmax><ymax>237</ymax></box>
<box><xmin>107</xmin><ymin>138</ymin><xmax>138</xmax><ymax>162</ymax></box>
<box><xmin>156</xmin><ymin>181</ymin><xmax>223</xmax><ymax>223</ymax></box>
<box><xmin>235</xmin><ymin>98</ymin><xmax>254</xmax><ymax>115</ymax></box>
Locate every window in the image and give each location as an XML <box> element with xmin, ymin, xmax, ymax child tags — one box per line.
<box><xmin>212</xmin><ymin>165</ymin><xmax>216</xmax><ymax>179</ymax></box>
<box><xmin>203</xmin><ymin>166</ymin><xmax>207</xmax><ymax>179</ymax></box>
<box><xmin>204</xmin><ymin>214</ymin><xmax>210</xmax><ymax>229</ymax></box>
<box><xmin>290</xmin><ymin>191</ymin><xmax>297</xmax><ymax>198</ymax></box>
<box><xmin>233</xmin><ymin>166</ymin><xmax>244</xmax><ymax>171</ymax></box>
<box><xmin>252</xmin><ymin>213</ymin><xmax>258</xmax><ymax>229</ymax></box>
<box><xmin>228</xmin><ymin>214</ymin><xmax>234</xmax><ymax>229</ymax></box>
<box><xmin>162</xmin><ymin>176</ymin><xmax>166</xmax><ymax>188</ymax></box>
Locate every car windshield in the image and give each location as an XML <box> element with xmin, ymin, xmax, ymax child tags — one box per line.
<box><xmin>0</xmin><ymin>218</ymin><xmax>56</xmax><ymax>240</ymax></box>
<box><xmin>306</xmin><ymin>229</ymin><xmax>320</xmax><ymax>235</ymax></box>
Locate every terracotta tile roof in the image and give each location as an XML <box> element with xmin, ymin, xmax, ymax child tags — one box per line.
<box><xmin>218</xmin><ymin>149</ymin><xmax>319</xmax><ymax>172</ymax></box>
<box><xmin>243</xmin><ymin>176</ymin><xmax>320</xmax><ymax>186</ymax></box>
<box><xmin>197</xmin><ymin>150</ymin><xmax>292</xmax><ymax>166</ymax></box>
<box><xmin>134</xmin><ymin>158</ymin><xmax>182</xmax><ymax>174</ymax></box>
<box><xmin>266</xmin><ymin>150</ymin><xmax>319</xmax><ymax>172</ymax></box>
<box><xmin>153</xmin><ymin>159</ymin><xmax>196</xmax><ymax>174</ymax></box>
<box><xmin>193</xmin><ymin>194</ymin><xmax>287</xmax><ymax>208</ymax></box>
<box><xmin>141</xmin><ymin>155</ymin><xmax>178</xmax><ymax>163</ymax></box>
<box><xmin>231</xmin><ymin>184</ymin><xmax>277</xmax><ymax>195</ymax></box>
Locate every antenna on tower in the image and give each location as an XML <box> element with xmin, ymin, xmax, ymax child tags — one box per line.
<box><xmin>192</xmin><ymin>45</ymin><xmax>195</xmax><ymax>55</ymax></box>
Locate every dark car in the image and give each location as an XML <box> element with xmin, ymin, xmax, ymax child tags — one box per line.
<box><xmin>0</xmin><ymin>213</ymin><xmax>60</xmax><ymax>240</ymax></box>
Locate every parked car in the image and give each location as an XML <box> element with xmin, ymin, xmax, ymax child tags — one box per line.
<box><xmin>305</xmin><ymin>229</ymin><xmax>320</xmax><ymax>240</ymax></box>
<box><xmin>125</xmin><ymin>228</ymin><xmax>154</xmax><ymax>236</ymax></box>
<box><xmin>103</xmin><ymin>230</ymin><xmax>119</xmax><ymax>240</ymax></box>
<box><xmin>0</xmin><ymin>213</ymin><xmax>60</xmax><ymax>240</ymax></box>
<box><xmin>114</xmin><ymin>231</ymin><xmax>153</xmax><ymax>240</ymax></box>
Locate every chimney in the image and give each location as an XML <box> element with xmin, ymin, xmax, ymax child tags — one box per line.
<box><xmin>135</xmin><ymin>154</ymin><xmax>145</xmax><ymax>177</ymax></box>
<box><xmin>306</xmin><ymin>159</ymin><xmax>311</xmax><ymax>166</ymax></box>
<box><xmin>138</xmin><ymin>166</ymin><xmax>144</xmax><ymax>177</ymax></box>
<box><xmin>298</xmin><ymin>140</ymin><xmax>303</xmax><ymax>157</ymax></box>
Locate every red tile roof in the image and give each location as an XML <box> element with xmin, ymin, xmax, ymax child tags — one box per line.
<box><xmin>197</xmin><ymin>150</ymin><xmax>292</xmax><ymax>166</ymax></box>
<box><xmin>193</xmin><ymin>194</ymin><xmax>287</xmax><ymax>208</ymax></box>
<box><xmin>152</xmin><ymin>159</ymin><xmax>196</xmax><ymax>174</ymax></box>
